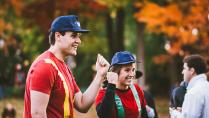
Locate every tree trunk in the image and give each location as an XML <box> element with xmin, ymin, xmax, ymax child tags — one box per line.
<box><xmin>106</xmin><ymin>7</ymin><xmax>125</xmax><ymax>58</ymax></box>
<box><xmin>132</xmin><ymin>0</ymin><xmax>146</xmax><ymax>88</ymax></box>
<box><xmin>136</xmin><ymin>22</ymin><xmax>146</xmax><ymax>89</ymax></box>
<box><xmin>115</xmin><ymin>8</ymin><xmax>125</xmax><ymax>52</ymax></box>
<box><xmin>106</xmin><ymin>12</ymin><xmax>114</xmax><ymax>58</ymax></box>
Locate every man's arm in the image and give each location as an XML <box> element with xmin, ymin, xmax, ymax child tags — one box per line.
<box><xmin>74</xmin><ymin>54</ymin><xmax>109</xmax><ymax>113</ymax></box>
<box><xmin>31</xmin><ymin>90</ymin><xmax>49</xmax><ymax>118</ymax></box>
<box><xmin>74</xmin><ymin>73</ymin><xmax>104</xmax><ymax>113</ymax></box>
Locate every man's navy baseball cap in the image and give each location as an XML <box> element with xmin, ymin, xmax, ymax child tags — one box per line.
<box><xmin>50</xmin><ymin>15</ymin><xmax>89</xmax><ymax>33</ymax></box>
<box><xmin>110</xmin><ymin>51</ymin><xmax>138</xmax><ymax>67</ymax></box>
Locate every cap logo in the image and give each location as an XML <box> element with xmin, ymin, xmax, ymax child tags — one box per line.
<box><xmin>76</xmin><ymin>21</ymin><xmax>80</xmax><ymax>27</ymax></box>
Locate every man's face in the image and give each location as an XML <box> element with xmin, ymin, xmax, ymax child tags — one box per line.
<box><xmin>182</xmin><ymin>63</ymin><xmax>193</xmax><ymax>82</ymax></box>
<box><xmin>57</xmin><ymin>31</ymin><xmax>81</xmax><ymax>56</ymax></box>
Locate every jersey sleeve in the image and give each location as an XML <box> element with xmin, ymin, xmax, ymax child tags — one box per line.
<box><xmin>29</xmin><ymin>61</ymin><xmax>56</xmax><ymax>94</ymax></box>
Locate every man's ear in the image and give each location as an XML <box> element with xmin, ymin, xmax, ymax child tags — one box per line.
<box><xmin>190</xmin><ymin>68</ymin><xmax>196</xmax><ymax>75</ymax></box>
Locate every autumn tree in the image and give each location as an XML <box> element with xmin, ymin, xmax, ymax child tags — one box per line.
<box><xmin>133</xmin><ymin>0</ymin><xmax>209</xmax><ymax>95</ymax></box>
<box><xmin>95</xmin><ymin>0</ymin><xmax>132</xmax><ymax>57</ymax></box>
<box><xmin>0</xmin><ymin>0</ymin><xmax>26</xmax><ymax>85</ymax></box>
<box><xmin>0</xmin><ymin>1</ymin><xmax>47</xmax><ymax>89</ymax></box>
<box><xmin>135</xmin><ymin>0</ymin><xmax>209</xmax><ymax>59</ymax></box>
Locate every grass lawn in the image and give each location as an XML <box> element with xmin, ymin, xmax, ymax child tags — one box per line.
<box><xmin>0</xmin><ymin>98</ymin><xmax>24</xmax><ymax>117</ymax></box>
<box><xmin>0</xmin><ymin>97</ymin><xmax>169</xmax><ymax>118</ymax></box>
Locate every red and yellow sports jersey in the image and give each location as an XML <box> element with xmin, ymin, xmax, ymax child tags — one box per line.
<box><xmin>24</xmin><ymin>51</ymin><xmax>80</xmax><ymax>118</ymax></box>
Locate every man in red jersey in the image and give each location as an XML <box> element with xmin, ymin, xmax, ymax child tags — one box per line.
<box><xmin>24</xmin><ymin>15</ymin><xmax>109</xmax><ymax>118</ymax></box>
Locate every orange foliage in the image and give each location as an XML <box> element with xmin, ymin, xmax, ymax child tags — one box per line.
<box><xmin>78</xmin><ymin>1</ymin><xmax>107</xmax><ymax>18</ymax></box>
<box><xmin>88</xmin><ymin>1</ymin><xmax>107</xmax><ymax>11</ymax></box>
<box><xmin>160</xmin><ymin>25</ymin><xmax>178</xmax><ymax>37</ymax></box>
<box><xmin>0</xmin><ymin>0</ymin><xmax>21</xmax><ymax>36</ymax></box>
<box><xmin>0</xmin><ymin>20</ymin><xmax>13</xmax><ymax>37</ymax></box>
<box><xmin>59</xmin><ymin>0</ymin><xmax>80</xmax><ymax>10</ymax></box>
<box><xmin>22</xmin><ymin>0</ymin><xmax>106</xmax><ymax>33</ymax></box>
<box><xmin>152</xmin><ymin>54</ymin><xmax>171</xmax><ymax>64</ymax></box>
<box><xmin>0</xmin><ymin>19</ymin><xmax>5</xmax><ymax>36</ymax></box>
<box><xmin>134</xmin><ymin>2</ymin><xmax>182</xmax><ymax>29</ymax></box>
<box><xmin>133</xmin><ymin>2</ymin><xmax>143</xmax><ymax>8</ymax></box>
<box><xmin>168</xmin><ymin>42</ymin><xmax>181</xmax><ymax>55</ymax></box>
<box><xmin>10</xmin><ymin>0</ymin><xmax>24</xmax><ymax>16</ymax></box>
<box><xmin>135</xmin><ymin>0</ymin><xmax>209</xmax><ymax>56</ymax></box>
<box><xmin>180</xmin><ymin>30</ymin><xmax>197</xmax><ymax>44</ymax></box>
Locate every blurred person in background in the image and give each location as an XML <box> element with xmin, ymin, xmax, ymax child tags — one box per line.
<box><xmin>24</xmin><ymin>15</ymin><xmax>109</xmax><ymax>118</ymax></box>
<box><xmin>135</xmin><ymin>70</ymin><xmax>158</xmax><ymax>118</ymax></box>
<box><xmin>181</xmin><ymin>54</ymin><xmax>209</xmax><ymax>118</ymax></box>
<box><xmin>0</xmin><ymin>79</ymin><xmax>3</xmax><ymax>99</ymax></box>
<box><xmin>2</xmin><ymin>102</ymin><xmax>16</xmax><ymax>118</ymax></box>
<box><xmin>206</xmin><ymin>68</ymin><xmax>209</xmax><ymax>80</ymax></box>
<box><xmin>169</xmin><ymin>80</ymin><xmax>188</xmax><ymax>118</ymax></box>
<box><xmin>14</xmin><ymin>63</ymin><xmax>26</xmax><ymax>96</ymax></box>
<box><xmin>95</xmin><ymin>51</ymin><xmax>155</xmax><ymax>118</ymax></box>
<box><xmin>170</xmin><ymin>81</ymin><xmax>188</xmax><ymax>108</ymax></box>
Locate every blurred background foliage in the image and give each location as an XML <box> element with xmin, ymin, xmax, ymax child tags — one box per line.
<box><xmin>0</xmin><ymin>0</ymin><xmax>208</xmax><ymax>97</ymax></box>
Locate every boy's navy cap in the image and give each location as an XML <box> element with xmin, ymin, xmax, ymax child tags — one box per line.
<box><xmin>50</xmin><ymin>15</ymin><xmax>89</xmax><ymax>33</ymax></box>
<box><xmin>110</xmin><ymin>51</ymin><xmax>138</xmax><ymax>66</ymax></box>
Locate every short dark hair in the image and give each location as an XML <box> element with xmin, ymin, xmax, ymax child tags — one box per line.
<box><xmin>109</xmin><ymin>63</ymin><xmax>134</xmax><ymax>74</ymax></box>
<box><xmin>183</xmin><ymin>54</ymin><xmax>207</xmax><ymax>74</ymax></box>
<box><xmin>48</xmin><ymin>31</ymin><xmax>65</xmax><ymax>45</ymax></box>
<box><xmin>109</xmin><ymin>64</ymin><xmax>123</xmax><ymax>74</ymax></box>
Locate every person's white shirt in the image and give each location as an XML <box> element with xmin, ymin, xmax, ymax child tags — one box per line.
<box><xmin>181</xmin><ymin>74</ymin><xmax>209</xmax><ymax>118</ymax></box>
<box><xmin>169</xmin><ymin>107</ymin><xmax>181</xmax><ymax>118</ymax></box>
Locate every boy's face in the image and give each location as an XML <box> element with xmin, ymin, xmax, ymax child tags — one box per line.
<box><xmin>118</xmin><ymin>63</ymin><xmax>136</xmax><ymax>86</ymax></box>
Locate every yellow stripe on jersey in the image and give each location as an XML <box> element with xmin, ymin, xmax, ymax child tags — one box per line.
<box><xmin>45</xmin><ymin>59</ymin><xmax>72</xmax><ymax>117</ymax></box>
